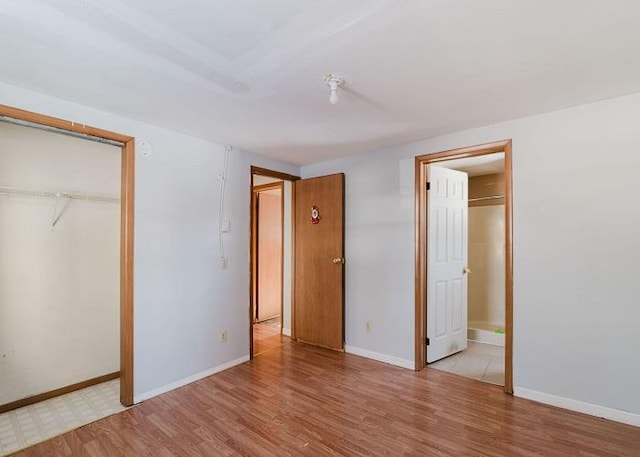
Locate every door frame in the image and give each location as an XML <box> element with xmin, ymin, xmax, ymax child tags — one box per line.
<box><xmin>252</xmin><ymin>181</ymin><xmax>284</xmax><ymax>326</ymax></box>
<box><xmin>0</xmin><ymin>104</ymin><xmax>135</xmax><ymax>406</ymax></box>
<box><xmin>414</xmin><ymin>139</ymin><xmax>513</xmax><ymax>393</ymax></box>
<box><xmin>249</xmin><ymin>166</ymin><xmax>299</xmax><ymax>359</ymax></box>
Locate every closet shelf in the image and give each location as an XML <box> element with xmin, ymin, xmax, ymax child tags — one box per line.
<box><xmin>0</xmin><ymin>186</ymin><xmax>119</xmax><ymax>203</ymax></box>
<box><xmin>468</xmin><ymin>195</ymin><xmax>504</xmax><ymax>203</ymax></box>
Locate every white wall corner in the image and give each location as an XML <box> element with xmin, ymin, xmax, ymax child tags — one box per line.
<box><xmin>282</xmin><ymin>328</ymin><xmax>291</xmax><ymax>337</ymax></box>
<box><xmin>345</xmin><ymin>345</ymin><xmax>414</xmax><ymax>370</ymax></box>
<box><xmin>134</xmin><ymin>355</ymin><xmax>249</xmax><ymax>404</ymax></box>
<box><xmin>514</xmin><ymin>387</ymin><xmax>640</xmax><ymax>428</ymax></box>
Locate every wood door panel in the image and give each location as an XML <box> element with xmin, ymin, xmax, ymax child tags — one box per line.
<box><xmin>294</xmin><ymin>173</ymin><xmax>344</xmax><ymax>350</ymax></box>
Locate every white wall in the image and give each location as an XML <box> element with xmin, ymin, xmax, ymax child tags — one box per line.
<box><xmin>0</xmin><ymin>122</ymin><xmax>120</xmax><ymax>404</ymax></box>
<box><xmin>302</xmin><ymin>91</ymin><xmax>640</xmax><ymax>418</ymax></box>
<box><xmin>0</xmin><ymin>81</ymin><xmax>300</xmax><ymax>401</ymax></box>
<box><xmin>4</xmin><ymin>80</ymin><xmax>639</xmax><ymax>422</ymax></box>
<box><xmin>468</xmin><ymin>205</ymin><xmax>505</xmax><ymax>326</ymax></box>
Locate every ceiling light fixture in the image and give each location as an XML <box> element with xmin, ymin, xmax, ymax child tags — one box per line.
<box><xmin>323</xmin><ymin>74</ymin><xmax>345</xmax><ymax>105</ymax></box>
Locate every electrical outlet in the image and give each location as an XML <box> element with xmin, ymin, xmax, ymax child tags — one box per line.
<box><xmin>220</xmin><ymin>329</ymin><xmax>228</xmax><ymax>343</ymax></box>
<box><xmin>365</xmin><ymin>320</ymin><xmax>373</xmax><ymax>332</ymax></box>
<box><xmin>219</xmin><ymin>257</ymin><xmax>228</xmax><ymax>269</ymax></box>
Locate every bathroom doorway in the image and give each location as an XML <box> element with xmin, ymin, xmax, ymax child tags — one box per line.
<box><xmin>427</xmin><ymin>154</ymin><xmax>506</xmax><ymax>385</ymax></box>
<box><xmin>415</xmin><ymin>140</ymin><xmax>513</xmax><ymax>393</ymax></box>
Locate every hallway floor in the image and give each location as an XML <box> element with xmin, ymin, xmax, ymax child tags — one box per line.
<box><xmin>0</xmin><ymin>379</ymin><xmax>125</xmax><ymax>455</ymax></box>
<box><xmin>253</xmin><ymin>317</ymin><xmax>288</xmax><ymax>356</ymax></box>
<box><xmin>427</xmin><ymin>340</ymin><xmax>504</xmax><ymax>386</ymax></box>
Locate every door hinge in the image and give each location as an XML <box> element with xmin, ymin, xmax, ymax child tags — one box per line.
<box><xmin>425</xmin><ymin>337</ymin><xmax>430</xmax><ymax>346</ymax></box>
<box><xmin>426</xmin><ymin>182</ymin><xmax>431</xmax><ymax>191</ymax></box>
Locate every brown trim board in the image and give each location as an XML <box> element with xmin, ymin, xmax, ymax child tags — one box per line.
<box><xmin>251</xmin><ymin>166</ymin><xmax>300</xmax><ymax>183</ymax></box>
<box><xmin>414</xmin><ymin>139</ymin><xmax>514</xmax><ymax>394</ymax></box>
<box><xmin>253</xmin><ymin>182</ymin><xmax>285</xmax><ymax>193</ymax></box>
<box><xmin>0</xmin><ymin>372</ymin><xmax>120</xmax><ymax>414</ymax></box>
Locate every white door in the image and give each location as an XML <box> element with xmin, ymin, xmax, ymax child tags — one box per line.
<box><xmin>426</xmin><ymin>166</ymin><xmax>469</xmax><ymax>363</ymax></box>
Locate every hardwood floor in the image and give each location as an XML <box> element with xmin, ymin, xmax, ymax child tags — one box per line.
<box><xmin>12</xmin><ymin>343</ymin><xmax>640</xmax><ymax>456</ymax></box>
<box><xmin>253</xmin><ymin>320</ymin><xmax>287</xmax><ymax>356</ymax></box>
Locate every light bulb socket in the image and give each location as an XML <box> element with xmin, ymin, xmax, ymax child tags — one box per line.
<box><xmin>323</xmin><ymin>74</ymin><xmax>345</xmax><ymax>105</ymax></box>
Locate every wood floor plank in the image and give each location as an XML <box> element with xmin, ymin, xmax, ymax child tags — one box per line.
<box><xmin>10</xmin><ymin>341</ymin><xmax>640</xmax><ymax>456</ymax></box>
<box><xmin>253</xmin><ymin>322</ymin><xmax>287</xmax><ymax>356</ymax></box>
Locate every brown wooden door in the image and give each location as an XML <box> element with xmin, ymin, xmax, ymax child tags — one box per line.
<box><xmin>294</xmin><ymin>173</ymin><xmax>345</xmax><ymax>350</ymax></box>
<box><xmin>256</xmin><ymin>189</ymin><xmax>283</xmax><ymax>322</ymax></box>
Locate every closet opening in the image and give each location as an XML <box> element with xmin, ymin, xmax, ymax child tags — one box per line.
<box><xmin>0</xmin><ymin>104</ymin><xmax>134</xmax><ymax>422</ymax></box>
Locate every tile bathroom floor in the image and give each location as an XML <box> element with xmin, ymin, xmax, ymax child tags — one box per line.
<box><xmin>428</xmin><ymin>340</ymin><xmax>504</xmax><ymax>386</ymax></box>
<box><xmin>0</xmin><ymin>379</ymin><xmax>126</xmax><ymax>456</ymax></box>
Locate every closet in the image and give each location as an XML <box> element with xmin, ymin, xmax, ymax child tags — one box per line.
<box><xmin>0</xmin><ymin>119</ymin><xmax>121</xmax><ymax>411</ymax></box>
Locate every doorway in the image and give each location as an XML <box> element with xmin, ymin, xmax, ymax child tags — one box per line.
<box><xmin>249</xmin><ymin>169</ymin><xmax>346</xmax><ymax>356</ymax></box>
<box><xmin>250</xmin><ymin>167</ymin><xmax>298</xmax><ymax>358</ymax></box>
<box><xmin>415</xmin><ymin>140</ymin><xmax>513</xmax><ymax>393</ymax></box>
<box><xmin>252</xmin><ymin>178</ymin><xmax>285</xmax><ymax>356</ymax></box>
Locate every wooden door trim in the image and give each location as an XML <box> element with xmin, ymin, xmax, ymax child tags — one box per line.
<box><xmin>0</xmin><ymin>104</ymin><xmax>135</xmax><ymax>406</ymax></box>
<box><xmin>251</xmin><ymin>166</ymin><xmax>300</xmax><ymax>182</ymax></box>
<box><xmin>290</xmin><ymin>180</ymin><xmax>297</xmax><ymax>341</ymax></box>
<box><xmin>414</xmin><ymin>139</ymin><xmax>513</xmax><ymax>394</ymax></box>
<box><xmin>249</xmin><ymin>167</ymin><xmax>299</xmax><ymax>359</ymax></box>
<box><xmin>279</xmin><ymin>183</ymin><xmax>285</xmax><ymax>333</ymax></box>
<box><xmin>0</xmin><ymin>371</ymin><xmax>120</xmax><ymax>414</ymax></box>
<box><xmin>253</xmin><ymin>182</ymin><xmax>284</xmax><ymax>193</ymax></box>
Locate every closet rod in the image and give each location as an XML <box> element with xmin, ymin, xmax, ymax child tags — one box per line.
<box><xmin>0</xmin><ymin>116</ymin><xmax>124</xmax><ymax>147</ymax></box>
<box><xmin>0</xmin><ymin>186</ymin><xmax>119</xmax><ymax>203</ymax></box>
<box><xmin>469</xmin><ymin>195</ymin><xmax>504</xmax><ymax>202</ymax></box>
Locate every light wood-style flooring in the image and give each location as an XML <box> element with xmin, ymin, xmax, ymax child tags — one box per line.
<box><xmin>12</xmin><ymin>342</ymin><xmax>640</xmax><ymax>456</ymax></box>
<box><xmin>253</xmin><ymin>320</ymin><xmax>286</xmax><ymax>356</ymax></box>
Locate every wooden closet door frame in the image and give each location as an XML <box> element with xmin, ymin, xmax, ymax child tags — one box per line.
<box><xmin>415</xmin><ymin>139</ymin><xmax>514</xmax><ymax>394</ymax></box>
<box><xmin>249</xmin><ymin>166</ymin><xmax>299</xmax><ymax>359</ymax></box>
<box><xmin>0</xmin><ymin>104</ymin><xmax>135</xmax><ymax>406</ymax></box>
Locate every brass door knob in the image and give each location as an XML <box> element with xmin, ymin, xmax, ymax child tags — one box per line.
<box><xmin>463</xmin><ymin>266</ymin><xmax>471</xmax><ymax>274</ymax></box>
<box><xmin>332</xmin><ymin>257</ymin><xmax>345</xmax><ymax>264</ymax></box>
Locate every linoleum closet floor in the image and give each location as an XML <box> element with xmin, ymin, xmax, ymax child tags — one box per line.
<box><xmin>11</xmin><ymin>343</ymin><xmax>640</xmax><ymax>456</ymax></box>
<box><xmin>0</xmin><ymin>380</ymin><xmax>125</xmax><ymax>456</ymax></box>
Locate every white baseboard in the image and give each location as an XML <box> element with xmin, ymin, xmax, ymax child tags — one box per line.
<box><xmin>282</xmin><ymin>327</ymin><xmax>291</xmax><ymax>337</ymax></box>
<box><xmin>134</xmin><ymin>354</ymin><xmax>250</xmax><ymax>404</ymax></box>
<box><xmin>515</xmin><ymin>387</ymin><xmax>640</xmax><ymax>427</ymax></box>
<box><xmin>344</xmin><ymin>345</ymin><xmax>414</xmax><ymax>370</ymax></box>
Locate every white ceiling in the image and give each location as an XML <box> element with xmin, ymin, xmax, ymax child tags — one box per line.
<box><xmin>2</xmin><ymin>1</ymin><xmax>640</xmax><ymax>165</ymax></box>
